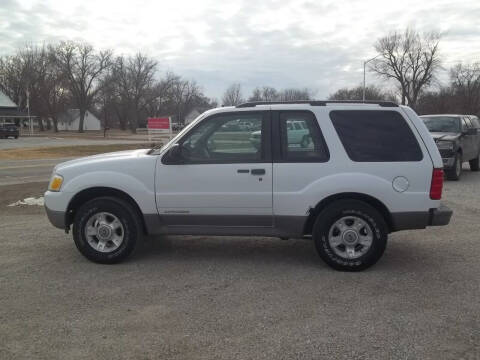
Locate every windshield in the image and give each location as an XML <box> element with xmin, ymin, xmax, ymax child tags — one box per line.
<box><xmin>422</xmin><ymin>116</ymin><xmax>460</xmax><ymax>133</ymax></box>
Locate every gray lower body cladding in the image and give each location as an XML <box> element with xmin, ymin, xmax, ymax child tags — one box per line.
<box><xmin>143</xmin><ymin>214</ymin><xmax>306</xmax><ymax>238</ymax></box>
<box><xmin>391</xmin><ymin>204</ymin><xmax>453</xmax><ymax>231</ymax></box>
<box><xmin>45</xmin><ymin>205</ymin><xmax>453</xmax><ymax>236</ymax></box>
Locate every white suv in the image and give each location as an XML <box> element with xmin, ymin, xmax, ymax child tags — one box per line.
<box><xmin>45</xmin><ymin>100</ymin><xmax>452</xmax><ymax>271</ymax></box>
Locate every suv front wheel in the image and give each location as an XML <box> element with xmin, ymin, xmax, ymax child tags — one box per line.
<box><xmin>313</xmin><ymin>199</ymin><xmax>388</xmax><ymax>271</ymax></box>
<box><xmin>446</xmin><ymin>153</ymin><xmax>462</xmax><ymax>181</ymax></box>
<box><xmin>73</xmin><ymin>197</ymin><xmax>141</xmax><ymax>264</ymax></box>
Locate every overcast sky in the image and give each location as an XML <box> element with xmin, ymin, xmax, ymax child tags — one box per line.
<box><xmin>1</xmin><ymin>0</ymin><xmax>479</xmax><ymax>99</ymax></box>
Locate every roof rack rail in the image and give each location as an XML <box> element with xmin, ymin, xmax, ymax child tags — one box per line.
<box><xmin>236</xmin><ymin>100</ymin><xmax>398</xmax><ymax>108</ymax></box>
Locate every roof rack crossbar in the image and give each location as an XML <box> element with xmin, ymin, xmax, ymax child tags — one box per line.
<box><xmin>236</xmin><ymin>100</ymin><xmax>398</xmax><ymax>108</ymax></box>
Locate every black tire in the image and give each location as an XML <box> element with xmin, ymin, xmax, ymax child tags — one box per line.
<box><xmin>446</xmin><ymin>153</ymin><xmax>462</xmax><ymax>180</ymax></box>
<box><xmin>72</xmin><ymin>196</ymin><xmax>142</xmax><ymax>264</ymax></box>
<box><xmin>313</xmin><ymin>199</ymin><xmax>388</xmax><ymax>271</ymax></box>
<box><xmin>469</xmin><ymin>155</ymin><xmax>479</xmax><ymax>171</ymax></box>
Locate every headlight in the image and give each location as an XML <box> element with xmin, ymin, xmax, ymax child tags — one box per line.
<box><xmin>48</xmin><ymin>174</ymin><xmax>64</xmax><ymax>192</ymax></box>
<box><xmin>436</xmin><ymin>140</ymin><xmax>454</xmax><ymax>151</ymax></box>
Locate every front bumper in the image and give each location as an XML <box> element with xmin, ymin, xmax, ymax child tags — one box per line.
<box><xmin>45</xmin><ymin>206</ymin><xmax>66</xmax><ymax>229</ymax></box>
<box><xmin>44</xmin><ymin>190</ymin><xmax>70</xmax><ymax>230</ymax></box>
<box><xmin>391</xmin><ymin>204</ymin><xmax>453</xmax><ymax>231</ymax></box>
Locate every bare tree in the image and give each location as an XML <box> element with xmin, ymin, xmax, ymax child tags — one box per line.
<box><xmin>248</xmin><ymin>86</ymin><xmax>278</xmax><ymax>102</ymax></box>
<box><xmin>248</xmin><ymin>86</ymin><xmax>315</xmax><ymax>102</ymax></box>
<box><xmin>328</xmin><ymin>84</ymin><xmax>396</xmax><ymax>102</ymax></box>
<box><xmin>37</xmin><ymin>46</ymin><xmax>70</xmax><ymax>132</ymax></box>
<box><xmin>450</xmin><ymin>62</ymin><xmax>480</xmax><ymax>114</ymax></box>
<box><xmin>416</xmin><ymin>87</ymin><xmax>454</xmax><ymax>115</ymax></box>
<box><xmin>371</xmin><ymin>28</ymin><xmax>441</xmax><ymax>108</ymax></box>
<box><xmin>111</xmin><ymin>53</ymin><xmax>157</xmax><ymax>132</ymax></box>
<box><xmin>54</xmin><ymin>42</ymin><xmax>112</xmax><ymax>132</ymax></box>
<box><xmin>278</xmin><ymin>88</ymin><xmax>315</xmax><ymax>101</ymax></box>
<box><xmin>222</xmin><ymin>83</ymin><xmax>244</xmax><ymax>106</ymax></box>
<box><xmin>0</xmin><ymin>45</ymin><xmax>59</xmax><ymax>131</ymax></box>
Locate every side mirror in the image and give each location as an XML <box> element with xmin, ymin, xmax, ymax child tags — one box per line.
<box><xmin>162</xmin><ymin>144</ymin><xmax>184</xmax><ymax>164</ymax></box>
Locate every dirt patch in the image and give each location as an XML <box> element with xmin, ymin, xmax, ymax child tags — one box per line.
<box><xmin>0</xmin><ymin>182</ymin><xmax>48</xmax><ymax>216</ymax></box>
<box><xmin>0</xmin><ymin>143</ymin><xmax>152</xmax><ymax>160</ymax></box>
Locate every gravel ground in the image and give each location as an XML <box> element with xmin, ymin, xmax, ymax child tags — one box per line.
<box><xmin>0</xmin><ymin>171</ymin><xmax>479</xmax><ymax>360</ymax></box>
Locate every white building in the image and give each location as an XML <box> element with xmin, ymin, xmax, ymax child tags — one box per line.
<box><xmin>57</xmin><ymin>109</ymin><xmax>102</xmax><ymax>131</ymax></box>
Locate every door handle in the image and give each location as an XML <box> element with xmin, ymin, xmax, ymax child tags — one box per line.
<box><xmin>251</xmin><ymin>169</ymin><xmax>265</xmax><ymax>175</ymax></box>
<box><xmin>237</xmin><ymin>169</ymin><xmax>250</xmax><ymax>174</ymax></box>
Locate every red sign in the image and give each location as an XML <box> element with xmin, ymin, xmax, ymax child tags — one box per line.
<box><xmin>148</xmin><ymin>117</ymin><xmax>170</xmax><ymax>130</ymax></box>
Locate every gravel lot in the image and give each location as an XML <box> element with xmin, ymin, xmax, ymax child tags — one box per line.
<box><xmin>1</xmin><ymin>170</ymin><xmax>479</xmax><ymax>359</ymax></box>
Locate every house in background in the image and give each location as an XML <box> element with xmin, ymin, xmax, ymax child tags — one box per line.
<box><xmin>57</xmin><ymin>109</ymin><xmax>101</xmax><ymax>131</ymax></box>
<box><xmin>0</xmin><ymin>89</ymin><xmax>31</xmax><ymax>126</ymax></box>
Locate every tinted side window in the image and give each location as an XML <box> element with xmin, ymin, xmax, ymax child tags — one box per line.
<box><xmin>330</xmin><ymin>110</ymin><xmax>423</xmax><ymax>162</ymax></box>
<box><xmin>279</xmin><ymin>111</ymin><xmax>329</xmax><ymax>162</ymax></box>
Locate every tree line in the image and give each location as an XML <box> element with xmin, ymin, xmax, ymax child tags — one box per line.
<box><xmin>223</xmin><ymin>28</ymin><xmax>479</xmax><ymax>116</ymax></box>
<box><xmin>1</xmin><ymin>30</ymin><xmax>479</xmax><ymax>134</ymax></box>
<box><xmin>221</xmin><ymin>83</ymin><xmax>315</xmax><ymax>106</ymax></box>
<box><xmin>328</xmin><ymin>28</ymin><xmax>479</xmax><ymax>115</ymax></box>
<box><xmin>0</xmin><ymin>42</ymin><xmax>215</xmax><ymax>132</ymax></box>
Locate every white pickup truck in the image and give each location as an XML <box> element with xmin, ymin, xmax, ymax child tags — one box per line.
<box><xmin>45</xmin><ymin>100</ymin><xmax>452</xmax><ymax>271</ymax></box>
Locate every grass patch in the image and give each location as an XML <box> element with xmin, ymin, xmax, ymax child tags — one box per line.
<box><xmin>0</xmin><ymin>143</ymin><xmax>152</xmax><ymax>160</ymax></box>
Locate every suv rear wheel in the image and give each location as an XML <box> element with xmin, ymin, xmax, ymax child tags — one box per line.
<box><xmin>73</xmin><ymin>197</ymin><xmax>141</xmax><ymax>264</ymax></box>
<box><xmin>313</xmin><ymin>199</ymin><xmax>388</xmax><ymax>271</ymax></box>
<box><xmin>469</xmin><ymin>155</ymin><xmax>479</xmax><ymax>171</ymax></box>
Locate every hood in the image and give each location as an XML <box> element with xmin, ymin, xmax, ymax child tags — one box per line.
<box><xmin>430</xmin><ymin>132</ymin><xmax>460</xmax><ymax>142</ymax></box>
<box><xmin>54</xmin><ymin>149</ymin><xmax>150</xmax><ymax>172</ymax></box>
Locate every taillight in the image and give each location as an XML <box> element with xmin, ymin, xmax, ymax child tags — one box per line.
<box><xmin>430</xmin><ymin>169</ymin><xmax>444</xmax><ymax>200</ymax></box>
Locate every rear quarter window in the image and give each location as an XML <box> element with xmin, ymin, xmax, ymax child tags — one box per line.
<box><xmin>330</xmin><ymin>110</ymin><xmax>423</xmax><ymax>162</ymax></box>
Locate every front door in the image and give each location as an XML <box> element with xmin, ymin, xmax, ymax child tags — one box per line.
<box><xmin>155</xmin><ymin>111</ymin><xmax>273</xmax><ymax>230</ymax></box>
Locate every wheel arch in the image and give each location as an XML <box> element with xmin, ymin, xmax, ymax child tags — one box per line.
<box><xmin>303</xmin><ymin>192</ymin><xmax>394</xmax><ymax>235</ymax></box>
<box><xmin>66</xmin><ymin>187</ymin><xmax>148</xmax><ymax>234</ymax></box>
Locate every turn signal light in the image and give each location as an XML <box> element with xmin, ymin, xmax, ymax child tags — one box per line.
<box><xmin>430</xmin><ymin>169</ymin><xmax>444</xmax><ymax>200</ymax></box>
<box><xmin>48</xmin><ymin>175</ymin><xmax>64</xmax><ymax>192</ymax></box>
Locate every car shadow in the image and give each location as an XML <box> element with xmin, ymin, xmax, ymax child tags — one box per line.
<box><xmin>133</xmin><ymin>235</ymin><xmax>325</xmax><ymax>269</ymax></box>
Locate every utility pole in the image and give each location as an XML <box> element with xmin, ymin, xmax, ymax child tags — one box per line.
<box><xmin>26</xmin><ymin>88</ymin><xmax>32</xmax><ymax>135</ymax></box>
<box><xmin>363</xmin><ymin>54</ymin><xmax>382</xmax><ymax>102</ymax></box>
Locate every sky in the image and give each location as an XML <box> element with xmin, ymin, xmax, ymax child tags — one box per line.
<box><xmin>1</xmin><ymin>0</ymin><xmax>479</xmax><ymax>100</ymax></box>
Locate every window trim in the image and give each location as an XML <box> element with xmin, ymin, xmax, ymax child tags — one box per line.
<box><xmin>162</xmin><ymin>110</ymin><xmax>272</xmax><ymax>165</ymax></box>
<box><xmin>329</xmin><ymin>109</ymin><xmax>424</xmax><ymax>163</ymax></box>
<box><xmin>272</xmin><ymin>110</ymin><xmax>330</xmax><ymax>163</ymax></box>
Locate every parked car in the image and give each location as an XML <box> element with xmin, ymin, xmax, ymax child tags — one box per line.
<box><xmin>45</xmin><ymin>100</ymin><xmax>452</xmax><ymax>271</ymax></box>
<box><xmin>0</xmin><ymin>123</ymin><xmax>19</xmax><ymax>139</ymax></box>
<box><xmin>420</xmin><ymin>114</ymin><xmax>480</xmax><ymax>180</ymax></box>
<box><xmin>250</xmin><ymin>119</ymin><xmax>311</xmax><ymax>149</ymax></box>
